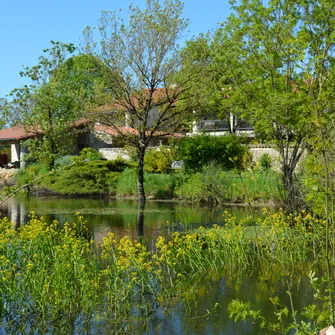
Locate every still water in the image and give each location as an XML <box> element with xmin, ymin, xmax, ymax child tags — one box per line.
<box><xmin>0</xmin><ymin>196</ymin><xmax>255</xmax><ymax>243</ymax></box>
<box><xmin>0</xmin><ymin>197</ymin><xmax>314</xmax><ymax>334</ymax></box>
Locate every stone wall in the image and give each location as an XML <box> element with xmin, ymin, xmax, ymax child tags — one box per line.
<box><xmin>248</xmin><ymin>144</ymin><xmax>307</xmax><ymax>172</ymax></box>
<box><xmin>248</xmin><ymin>144</ymin><xmax>281</xmax><ymax>171</ymax></box>
<box><xmin>0</xmin><ymin>168</ymin><xmax>16</xmax><ymax>185</ymax></box>
<box><xmin>98</xmin><ymin>148</ymin><xmax>131</xmax><ymax>161</ymax></box>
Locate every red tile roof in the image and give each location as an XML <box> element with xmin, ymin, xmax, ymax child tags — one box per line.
<box><xmin>0</xmin><ymin>125</ymin><xmax>42</xmax><ymax>141</ymax></box>
<box><xmin>0</xmin><ymin>119</ymin><xmax>91</xmax><ymax>142</ymax></box>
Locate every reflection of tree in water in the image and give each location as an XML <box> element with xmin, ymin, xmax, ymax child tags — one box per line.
<box><xmin>0</xmin><ymin>198</ymin><xmax>28</xmax><ymax>229</ymax></box>
<box><xmin>138</xmin><ymin>200</ymin><xmax>145</xmax><ymax>238</ymax></box>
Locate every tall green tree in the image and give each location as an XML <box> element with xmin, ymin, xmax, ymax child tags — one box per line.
<box><xmin>223</xmin><ymin>0</ymin><xmax>335</xmax><ymax>326</ymax></box>
<box><xmin>3</xmin><ymin>42</ymin><xmax>108</xmax><ymax>169</ymax></box>
<box><xmin>176</xmin><ymin>35</ymin><xmax>216</xmax><ymax>125</ymax></box>
<box><xmin>298</xmin><ymin>0</ymin><xmax>335</xmax><ymax>216</ymax></box>
<box><xmin>83</xmin><ymin>0</ymin><xmax>190</xmax><ymax>201</ymax></box>
<box><xmin>178</xmin><ymin>34</ymin><xmax>246</xmax><ymax>134</ymax></box>
<box><xmin>206</xmin><ymin>0</ymin><xmax>335</xmax><ymax>205</ymax></box>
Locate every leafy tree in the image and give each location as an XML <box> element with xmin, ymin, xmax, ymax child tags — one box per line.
<box><xmin>177</xmin><ymin>33</ymin><xmax>247</xmax><ymax>133</ymax></box>
<box><xmin>176</xmin><ymin>35</ymin><xmax>217</xmax><ymax>125</ymax></box>
<box><xmin>2</xmin><ymin>42</ymin><xmax>108</xmax><ymax>169</ymax></box>
<box><xmin>83</xmin><ymin>0</ymin><xmax>190</xmax><ymax>201</ymax></box>
<box><xmin>202</xmin><ymin>0</ymin><xmax>335</xmax><ymax>206</ymax></box>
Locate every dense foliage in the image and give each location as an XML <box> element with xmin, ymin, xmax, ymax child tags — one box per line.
<box><xmin>174</xmin><ymin>134</ymin><xmax>248</xmax><ymax>171</ymax></box>
<box><xmin>15</xmin><ymin>159</ymin><xmax>131</xmax><ymax>196</ymax></box>
<box><xmin>43</xmin><ymin>161</ymin><xmax>127</xmax><ymax>195</ymax></box>
<box><xmin>144</xmin><ymin>147</ymin><xmax>174</xmax><ymax>173</ymax></box>
<box><xmin>176</xmin><ymin>164</ymin><xmax>283</xmax><ymax>205</ymax></box>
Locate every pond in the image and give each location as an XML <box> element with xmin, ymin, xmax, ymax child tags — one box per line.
<box><xmin>0</xmin><ymin>196</ymin><xmax>316</xmax><ymax>334</ymax></box>
<box><xmin>0</xmin><ymin>196</ymin><xmax>256</xmax><ymax>243</ymax></box>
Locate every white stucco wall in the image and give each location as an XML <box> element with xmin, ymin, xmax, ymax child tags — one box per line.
<box><xmin>11</xmin><ymin>143</ymin><xmax>20</xmax><ymax>162</ymax></box>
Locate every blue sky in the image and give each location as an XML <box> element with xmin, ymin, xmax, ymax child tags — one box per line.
<box><xmin>0</xmin><ymin>0</ymin><xmax>231</xmax><ymax>98</ymax></box>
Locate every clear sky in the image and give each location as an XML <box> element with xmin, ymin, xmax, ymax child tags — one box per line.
<box><xmin>0</xmin><ymin>0</ymin><xmax>231</xmax><ymax>98</ymax></box>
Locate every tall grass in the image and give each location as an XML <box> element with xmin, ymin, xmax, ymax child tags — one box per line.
<box><xmin>176</xmin><ymin>164</ymin><xmax>283</xmax><ymax>205</ymax></box>
<box><xmin>115</xmin><ymin>165</ymin><xmax>283</xmax><ymax>203</ymax></box>
<box><xmin>115</xmin><ymin>168</ymin><xmax>181</xmax><ymax>199</ymax></box>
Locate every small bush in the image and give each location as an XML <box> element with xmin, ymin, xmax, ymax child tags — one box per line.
<box><xmin>259</xmin><ymin>153</ymin><xmax>272</xmax><ymax>171</ymax></box>
<box><xmin>144</xmin><ymin>147</ymin><xmax>173</xmax><ymax>173</ymax></box>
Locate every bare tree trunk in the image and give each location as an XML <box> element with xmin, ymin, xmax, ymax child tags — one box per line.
<box><xmin>137</xmin><ymin>148</ymin><xmax>146</xmax><ymax>202</ymax></box>
<box><xmin>282</xmin><ymin>170</ymin><xmax>295</xmax><ymax>209</ymax></box>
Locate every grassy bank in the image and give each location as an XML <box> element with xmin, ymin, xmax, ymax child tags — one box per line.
<box><xmin>0</xmin><ymin>210</ymin><xmax>329</xmax><ymax>333</ymax></box>
<box><xmin>14</xmin><ymin>160</ymin><xmax>284</xmax><ymax>204</ymax></box>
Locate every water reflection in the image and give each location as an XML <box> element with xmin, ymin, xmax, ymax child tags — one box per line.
<box><xmin>0</xmin><ymin>196</ymin><xmax>258</xmax><ymax>243</ymax></box>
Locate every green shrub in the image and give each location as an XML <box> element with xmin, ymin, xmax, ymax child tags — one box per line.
<box><xmin>173</xmin><ymin>134</ymin><xmax>247</xmax><ymax>171</ymax></box>
<box><xmin>144</xmin><ymin>147</ymin><xmax>173</xmax><ymax>173</ymax></box>
<box><xmin>15</xmin><ymin>163</ymin><xmax>50</xmax><ymax>186</ymax></box>
<box><xmin>78</xmin><ymin>148</ymin><xmax>105</xmax><ymax>161</ymax></box>
<box><xmin>38</xmin><ymin>159</ymin><xmax>131</xmax><ymax>195</ymax></box>
<box><xmin>175</xmin><ymin>163</ymin><xmax>226</xmax><ymax>205</ymax></box>
<box><xmin>259</xmin><ymin>153</ymin><xmax>272</xmax><ymax>171</ymax></box>
<box><xmin>41</xmin><ymin>160</ymin><xmax>120</xmax><ymax>195</ymax></box>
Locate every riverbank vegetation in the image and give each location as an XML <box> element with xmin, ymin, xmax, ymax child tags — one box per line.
<box><xmin>14</xmin><ymin>154</ymin><xmax>283</xmax><ymax>204</ymax></box>
<box><xmin>12</xmin><ymin>133</ymin><xmax>284</xmax><ymax>204</ymax></box>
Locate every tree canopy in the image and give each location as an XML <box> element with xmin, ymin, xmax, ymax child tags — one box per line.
<box><xmin>2</xmin><ymin>42</ymin><xmax>109</xmax><ymax>168</ymax></box>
